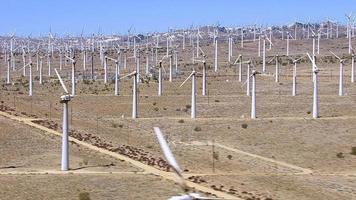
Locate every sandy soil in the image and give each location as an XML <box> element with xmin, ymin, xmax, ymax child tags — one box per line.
<box><xmin>0</xmin><ymin>36</ymin><xmax>356</xmax><ymax>200</ymax></box>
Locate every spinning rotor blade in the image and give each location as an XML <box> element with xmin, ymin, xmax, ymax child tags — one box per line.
<box><xmin>54</xmin><ymin>68</ymin><xmax>69</xmax><ymax>94</ymax></box>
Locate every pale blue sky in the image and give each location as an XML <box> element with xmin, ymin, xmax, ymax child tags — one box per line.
<box><xmin>1</xmin><ymin>0</ymin><xmax>355</xmax><ymax>36</ymax></box>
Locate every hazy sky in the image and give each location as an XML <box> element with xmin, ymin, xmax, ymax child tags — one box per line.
<box><xmin>1</xmin><ymin>0</ymin><xmax>355</xmax><ymax>36</ymax></box>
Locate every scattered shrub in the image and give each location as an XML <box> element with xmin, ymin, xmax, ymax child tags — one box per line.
<box><xmin>194</xmin><ymin>126</ymin><xmax>202</xmax><ymax>132</ymax></box>
<box><xmin>79</xmin><ymin>192</ymin><xmax>91</xmax><ymax>200</ymax></box>
<box><xmin>336</xmin><ymin>152</ymin><xmax>345</xmax><ymax>158</ymax></box>
<box><xmin>351</xmin><ymin>147</ymin><xmax>356</xmax><ymax>156</ymax></box>
<box><xmin>241</xmin><ymin>123</ymin><xmax>248</xmax><ymax>129</ymax></box>
<box><xmin>111</xmin><ymin>123</ymin><xmax>118</xmax><ymax>128</ymax></box>
<box><xmin>178</xmin><ymin>119</ymin><xmax>184</xmax><ymax>123</ymax></box>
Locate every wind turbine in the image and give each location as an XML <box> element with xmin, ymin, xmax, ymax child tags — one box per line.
<box><xmin>54</xmin><ymin>68</ymin><xmax>73</xmax><ymax>171</ymax></box>
<box><xmin>240</xmin><ymin>28</ymin><xmax>244</xmax><ymax>48</ymax></box>
<box><xmin>261</xmin><ymin>35</ymin><xmax>267</xmax><ymax>72</ymax></box>
<box><xmin>156</xmin><ymin>55</ymin><xmax>169</xmax><ymax>96</ymax></box>
<box><xmin>330</xmin><ymin>51</ymin><xmax>345</xmax><ymax>96</ymax></box>
<box><xmin>228</xmin><ymin>35</ymin><xmax>232</xmax><ymax>63</ymax></box>
<box><xmin>233</xmin><ymin>55</ymin><xmax>243</xmax><ymax>82</ymax></box>
<box><xmin>346</xmin><ymin>14</ymin><xmax>355</xmax><ymax>54</ymax></box>
<box><xmin>153</xmin><ymin>127</ymin><xmax>222</xmax><ymax>200</ymax></box>
<box><xmin>106</xmin><ymin>56</ymin><xmax>120</xmax><ymax>96</ymax></box>
<box><xmin>29</xmin><ymin>62</ymin><xmax>33</xmax><ymax>96</ymax></box>
<box><xmin>169</xmin><ymin>54</ymin><xmax>173</xmax><ymax>82</ymax></box>
<box><xmin>22</xmin><ymin>47</ymin><xmax>27</xmax><ymax>76</ymax></box>
<box><xmin>214</xmin><ymin>29</ymin><xmax>218</xmax><ymax>72</ymax></box>
<box><xmin>307</xmin><ymin>53</ymin><xmax>319</xmax><ymax>119</ymax></box>
<box><xmin>288</xmin><ymin>56</ymin><xmax>305</xmax><ymax>96</ymax></box>
<box><xmin>196</xmin><ymin>29</ymin><xmax>203</xmax><ymax>58</ymax></box>
<box><xmin>65</xmin><ymin>55</ymin><xmax>76</xmax><ymax>96</ymax></box>
<box><xmin>180</xmin><ymin>70</ymin><xmax>197</xmax><ymax>119</ymax></box>
<box><xmin>241</xmin><ymin>64</ymin><xmax>260</xmax><ymax>119</ymax></box>
<box><xmin>286</xmin><ymin>32</ymin><xmax>294</xmax><ymax>56</ymax></box>
<box><xmin>267</xmin><ymin>55</ymin><xmax>280</xmax><ymax>82</ymax></box>
<box><xmin>351</xmin><ymin>53</ymin><xmax>355</xmax><ymax>83</ymax></box>
<box><xmin>6</xmin><ymin>57</ymin><xmax>10</xmax><ymax>84</ymax></box>
<box><xmin>120</xmin><ymin>71</ymin><xmax>138</xmax><ymax>119</ymax></box>
<box><xmin>39</xmin><ymin>56</ymin><xmax>43</xmax><ymax>84</ymax></box>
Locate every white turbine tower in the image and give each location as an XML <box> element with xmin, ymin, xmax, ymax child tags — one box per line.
<box><xmin>169</xmin><ymin>54</ymin><xmax>173</xmax><ymax>82</ymax></box>
<box><xmin>267</xmin><ymin>55</ymin><xmax>280</xmax><ymax>82</ymax></box>
<box><xmin>66</xmin><ymin>56</ymin><xmax>76</xmax><ymax>96</ymax></box>
<box><xmin>39</xmin><ymin>56</ymin><xmax>43</xmax><ymax>84</ymax></box>
<box><xmin>6</xmin><ymin>57</ymin><xmax>10</xmax><ymax>84</ymax></box>
<box><xmin>330</xmin><ymin>51</ymin><xmax>345</xmax><ymax>96</ymax></box>
<box><xmin>286</xmin><ymin>32</ymin><xmax>294</xmax><ymax>56</ymax></box>
<box><xmin>262</xmin><ymin>35</ymin><xmax>267</xmax><ymax>72</ymax></box>
<box><xmin>214</xmin><ymin>30</ymin><xmax>218</xmax><ymax>72</ymax></box>
<box><xmin>180</xmin><ymin>70</ymin><xmax>197</xmax><ymax>119</ymax></box>
<box><xmin>54</xmin><ymin>68</ymin><xmax>73</xmax><ymax>171</ymax></box>
<box><xmin>351</xmin><ymin>53</ymin><xmax>355</xmax><ymax>83</ymax></box>
<box><xmin>196</xmin><ymin>48</ymin><xmax>207</xmax><ymax>96</ymax></box>
<box><xmin>307</xmin><ymin>53</ymin><xmax>319</xmax><ymax>119</ymax></box>
<box><xmin>288</xmin><ymin>56</ymin><xmax>305</xmax><ymax>96</ymax></box>
<box><xmin>120</xmin><ymin>71</ymin><xmax>138</xmax><ymax>119</ymax></box>
<box><xmin>250</xmin><ymin>70</ymin><xmax>260</xmax><ymax>119</ymax></box>
<box><xmin>242</xmin><ymin>64</ymin><xmax>260</xmax><ymax>119</ymax></box>
<box><xmin>106</xmin><ymin>56</ymin><xmax>120</xmax><ymax>96</ymax></box>
<box><xmin>103</xmin><ymin>53</ymin><xmax>108</xmax><ymax>84</ymax></box>
<box><xmin>233</xmin><ymin>55</ymin><xmax>243</xmax><ymax>82</ymax></box>
<box><xmin>29</xmin><ymin>62</ymin><xmax>33</xmax><ymax>96</ymax></box>
<box><xmin>156</xmin><ymin>55</ymin><xmax>169</xmax><ymax>96</ymax></box>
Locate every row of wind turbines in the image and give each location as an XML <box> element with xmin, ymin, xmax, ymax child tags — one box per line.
<box><xmin>1</xmin><ymin>18</ymin><xmax>356</xmax><ymax>177</ymax></box>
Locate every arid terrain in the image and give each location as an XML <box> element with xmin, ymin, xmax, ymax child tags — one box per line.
<box><xmin>1</xmin><ymin>35</ymin><xmax>356</xmax><ymax>200</ymax></box>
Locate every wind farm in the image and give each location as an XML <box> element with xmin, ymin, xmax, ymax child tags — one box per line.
<box><xmin>1</xmin><ymin>2</ymin><xmax>356</xmax><ymax>200</ymax></box>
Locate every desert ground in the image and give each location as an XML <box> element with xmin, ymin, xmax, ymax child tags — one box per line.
<box><xmin>1</xmin><ymin>35</ymin><xmax>356</xmax><ymax>200</ymax></box>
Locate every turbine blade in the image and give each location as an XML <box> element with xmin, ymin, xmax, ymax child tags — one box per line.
<box><xmin>329</xmin><ymin>50</ymin><xmax>341</xmax><ymax>60</ymax></box>
<box><xmin>294</xmin><ymin>55</ymin><xmax>306</xmax><ymax>63</ymax></box>
<box><xmin>119</xmin><ymin>71</ymin><xmax>137</xmax><ymax>80</ymax></box>
<box><xmin>241</xmin><ymin>74</ymin><xmax>252</xmax><ymax>88</ymax></box>
<box><xmin>54</xmin><ymin>68</ymin><xmax>69</xmax><ymax>94</ymax></box>
<box><xmin>153</xmin><ymin>127</ymin><xmax>184</xmax><ymax>183</ymax></box>
<box><xmin>179</xmin><ymin>72</ymin><xmax>194</xmax><ymax>87</ymax></box>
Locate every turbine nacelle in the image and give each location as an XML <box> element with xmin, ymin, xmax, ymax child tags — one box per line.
<box><xmin>60</xmin><ymin>94</ymin><xmax>72</xmax><ymax>103</ymax></box>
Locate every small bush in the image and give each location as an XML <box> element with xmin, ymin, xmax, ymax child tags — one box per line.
<box><xmin>194</xmin><ymin>126</ymin><xmax>202</xmax><ymax>132</ymax></box>
<box><xmin>111</xmin><ymin>123</ymin><xmax>118</xmax><ymax>128</ymax></box>
<box><xmin>79</xmin><ymin>192</ymin><xmax>91</xmax><ymax>200</ymax></box>
<box><xmin>153</xmin><ymin>102</ymin><xmax>157</xmax><ymax>106</ymax></box>
<box><xmin>214</xmin><ymin>99</ymin><xmax>220</xmax><ymax>102</ymax></box>
<box><xmin>185</xmin><ymin>104</ymin><xmax>191</xmax><ymax>109</ymax></box>
<box><xmin>336</xmin><ymin>152</ymin><xmax>345</xmax><ymax>158</ymax></box>
<box><xmin>241</xmin><ymin>124</ymin><xmax>248</xmax><ymax>129</ymax></box>
<box><xmin>307</xmin><ymin>111</ymin><xmax>311</xmax><ymax>114</ymax></box>
<box><xmin>178</xmin><ymin>119</ymin><xmax>184</xmax><ymax>123</ymax></box>
<box><xmin>227</xmin><ymin>155</ymin><xmax>233</xmax><ymax>160</ymax></box>
<box><xmin>351</xmin><ymin>147</ymin><xmax>356</xmax><ymax>156</ymax></box>
<box><xmin>153</xmin><ymin>107</ymin><xmax>159</xmax><ymax>111</ymax></box>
